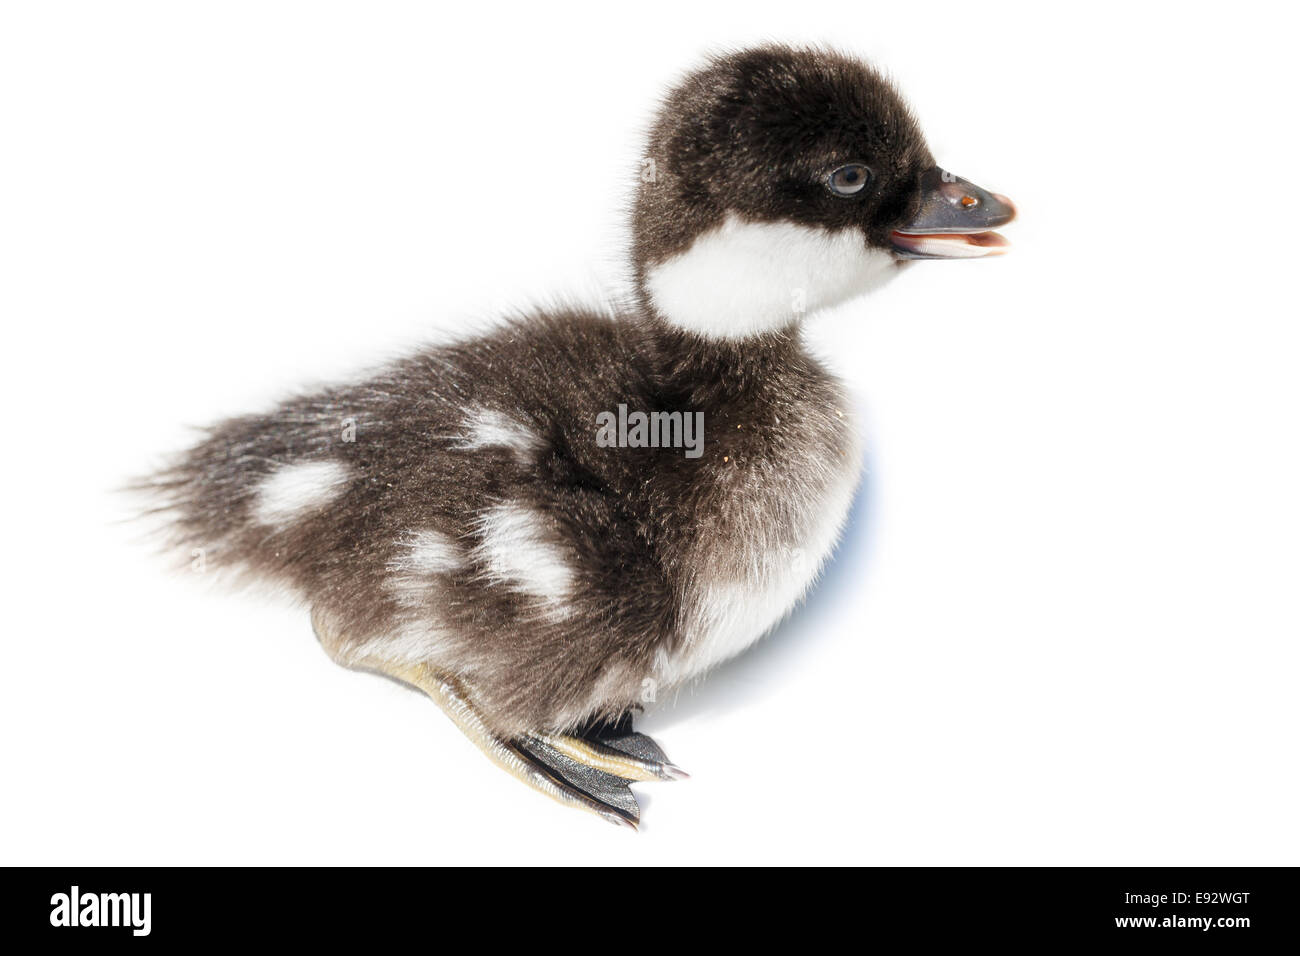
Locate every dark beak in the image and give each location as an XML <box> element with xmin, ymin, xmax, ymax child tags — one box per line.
<box><xmin>891</xmin><ymin>166</ymin><xmax>1017</xmax><ymax>259</ymax></box>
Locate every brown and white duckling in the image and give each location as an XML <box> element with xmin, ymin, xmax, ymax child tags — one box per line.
<box><xmin>143</xmin><ymin>44</ymin><xmax>1015</xmax><ymax>827</ymax></box>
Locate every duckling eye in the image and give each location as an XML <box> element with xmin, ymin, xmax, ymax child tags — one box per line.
<box><xmin>826</xmin><ymin>163</ymin><xmax>872</xmax><ymax>197</ymax></box>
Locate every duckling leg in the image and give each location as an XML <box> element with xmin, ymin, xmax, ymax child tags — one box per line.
<box><xmin>529</xmin><ymin>710</ymin><xmax>689</xmax><ymax>784</ymax></box>
<box><xmin>396</xmin><ymin>663</ymin><xmax>649</xmax><ymax>828</ymax></box>
<box><xmin>312</xmin><ymin>613</ymin><xmax>682</xmax><ymax>828</ymax></box>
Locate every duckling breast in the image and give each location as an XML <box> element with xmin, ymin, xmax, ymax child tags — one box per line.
<box><xmin>653</xmin><ymin>388</ymin><xmax>863</xmax><ymax>687</ymax></box>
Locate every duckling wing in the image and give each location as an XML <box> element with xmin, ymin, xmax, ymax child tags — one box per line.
<box><xmin>138</xmin><ymin>306</ymin><xmax>679</xmax><ymax>736</ymax></box>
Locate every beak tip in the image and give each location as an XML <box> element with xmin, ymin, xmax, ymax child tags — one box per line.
<box><xmin>991</xmin><ymin>193</ymin><xmax>1018</xmax><ymax>224</ymax></box>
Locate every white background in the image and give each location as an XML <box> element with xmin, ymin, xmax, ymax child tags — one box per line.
<box><xmin>2</xmin><ymin>1</ymin><xmax>1296</xmax><ymax>865</ymax></box>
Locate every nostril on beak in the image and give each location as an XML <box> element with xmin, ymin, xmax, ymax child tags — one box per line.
<box><xmin>897</xmin><ymin>167</ymin><xmax>1017</xmax><ymax>240</ymax></box>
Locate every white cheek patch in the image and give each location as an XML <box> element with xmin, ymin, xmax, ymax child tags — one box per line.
<box><xmin>454</xmin><ymin>408</ymin><xmax>543</xmax><ymax>464</ymax></box>
<box><xmin>474</xmin><ymin>503</ymin><xmax>574</xmax><ymax>610</ymax></box>
<box><xmin>644</xmin><ymin>213</ymin><xmax>899</xmax><ymax>340</ymax></box>
<box><xmin>252</xmin><ymin>460</ymin><xmax>350</xmax><ymax>527</ymax></box>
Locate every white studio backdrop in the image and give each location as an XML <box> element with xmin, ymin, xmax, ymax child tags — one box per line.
<box><xmin>1</xmin><ymin>1</ymin><xmax>1296</xmax><ymax>865</ymax></box>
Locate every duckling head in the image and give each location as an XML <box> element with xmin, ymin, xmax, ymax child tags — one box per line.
<box><xmin>633</xmin><ymin>45</ymin><xmax>1016</xmax><ymax>341</ymax></box>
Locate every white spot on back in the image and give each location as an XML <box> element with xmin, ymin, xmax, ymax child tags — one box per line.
<box><xmin>386</xmin><ymin>528</ymin><xmax>465</xmax><ymax>609</ymax></box>
<box><xmin>454</xmin><ymin>408</ymin><xmax>543</xmax><ymax>463</ymax></box>
<box><xmin>252</xmin><ymin>460</ymin><xmax>350</xmax><ymax>527</ymax></box>
<box><xmin>474</xmin><ymin>503</ymin><xmax>574</xmax><ymax>610</ymax></box>
<box><xmin>396</xmin><ymin>528</ymin><xmax>463</xmax><ymax>574</ymax></box>
<box><xmin>645</xmin><ymin>214</ymin><xmax>899</xmax><ymax>340</ymax></box>
<box><xmin>331</xmin><ymin>530</ymin><xmax>468</xmax><ymax>667</ymax></box>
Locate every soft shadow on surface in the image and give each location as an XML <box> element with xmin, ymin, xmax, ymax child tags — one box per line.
<box><xmin>639</xmin><ymin>452</ymin><xmax>880</xmax><ymax>734</ymax></box>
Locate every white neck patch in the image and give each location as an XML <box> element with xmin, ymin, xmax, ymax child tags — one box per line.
<box><xmin>644</xmin><ymin>213</ymin><xmax>898</xmax><ymax>340</ymax></box>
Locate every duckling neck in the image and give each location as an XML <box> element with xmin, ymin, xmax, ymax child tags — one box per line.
<box><xmin>640</xmin><ymin>308</ymin><xmax>818</xmax><ymax>409</ymax></box>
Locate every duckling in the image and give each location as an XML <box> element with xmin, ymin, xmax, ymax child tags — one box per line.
<box><xmin>142</xmin><ymin>44</ymin><xmax>1015</xmax><ymax>828</ymax></box>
